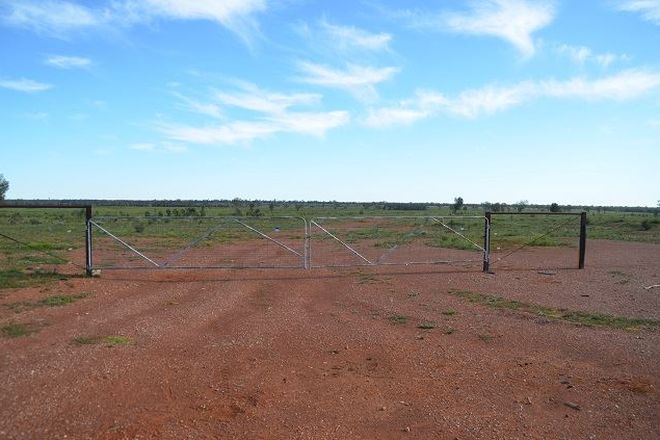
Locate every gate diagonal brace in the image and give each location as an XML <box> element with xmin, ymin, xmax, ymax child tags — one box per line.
<box><xmin>161</xmin><ymin>223</ymin><xmax>226</xmax><ymax>267</ymax></box>
<box><xmin>310</xmin><ymin>220</ymin><xmax>373</xmax><ymax>265</ymax></box>
<box><xmin>234</xmin><ymin>219</ymin><xmax>303</xmax><ymax>258</ymax></box>
<box><xmin>430</xmin><ymin>217</ymin><xmax>485</xmax><ymax>252</ymax></box>
<box><xmin>90</xmin><ymin>221</ymin><xmax>160</xmax><ymax>267</ymax></box>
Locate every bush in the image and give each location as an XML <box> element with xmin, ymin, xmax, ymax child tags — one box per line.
<box><xmin>133</xmin><ymin>222</ymin><xmax>145</xmax><ymax>233</ymax></box>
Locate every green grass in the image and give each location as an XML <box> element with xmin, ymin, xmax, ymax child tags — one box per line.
<box><xmin>417</xmin><ymin>322</ymin><xmax>436</xmax><ymax>329</ymax></box>
<box><xmin>0</xmin><ymin>270</ymin><xmax>67</xmax><ymax>289</ymax></box>
<box><xmin>451</xmin><ymin>290</ymin><xmax>660</xmax><ymax>331</ymax></box>
<box><xmin>74</xmin><ymin>335</ymin><xmax>133</xmax><ymax>346</ymax></box>
<box><xmin>5</xmin><ymin>292</ymin><xmax>90</xmax><ymax>312</ymax></box>
<box><xmin>441</xmin><ymin>309</ymin><xmax>457</xmax><ymax>316</ymax></box>
<box><xmin>1</xmin><ymin>322</ymin><xmax>39</xmax><ymax>337</ymax></box>
<box><xmin>388</xmin><ymin>314</ymin><xmax>408</xmax><ymax>325</ymax></box>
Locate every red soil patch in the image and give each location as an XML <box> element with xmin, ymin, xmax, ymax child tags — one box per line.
<box><xmin>0</xmin><ymin>240</ymin><xmax>658</xmax><ymax>439</ymax></box>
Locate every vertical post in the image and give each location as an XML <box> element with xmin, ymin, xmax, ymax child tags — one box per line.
<box><xmin>482</xmin><ymin>212</ymin><xmax>491</xmax><ymax>272</ymax></box>
<box><xmin>303</xmin><ymin>219</ymin><xmax>309</xmax><ymax>270</ymax></box>
<box><xmin>85</xmin><ymin>206</ymin><xmax>93</xmax><ymax>276</ymax></box>
<box><xmin>578</xmin><ymin>211</ymin><xmax>587</xmax><ymax>269</ymax></box>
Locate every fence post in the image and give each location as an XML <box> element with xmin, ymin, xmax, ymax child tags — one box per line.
<box><xmin>85</xmin><ymin>206</ymin><xmax>93</xmax><ymax>276</ymax></box>
<box><xmin>482</xmin><ymin>212</ymin><xmax>491</xmax><ymax>272</ymax></box>
<box><xmin>578</xmin><ymin>211</ymin><xmax>587</xmax><ymax>269</ymax></box>
<box><xmin>304</xmin><ymin>219</ymin><xmax>310</xmax><ymax>270</ymax></box>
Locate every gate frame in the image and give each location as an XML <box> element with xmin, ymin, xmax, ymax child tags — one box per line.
<box><xmin>483</xmin><ymin>211</ymin><xmax>587</xmax><ymax>272</ymax></box>
<box><xmin>309</xmin><ymin>215</ymin><xmax>491</xmax><ymax>269</ymax></box>
<box><xmin>89</xmin><ymin>215</ymin><xmax>308</xmax><ymax>270</ymax></box>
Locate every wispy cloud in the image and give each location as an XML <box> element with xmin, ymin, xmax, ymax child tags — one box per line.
<box><xmin>402</xmin><ymin>0</ymin><xmax>555</xmax><ymax>57</ymax></box>
<box><xmin>0</xmin><ymin>78</ymin><xmax>52</xmax><ymax>93</ymax></box>
<box><xmin>1</xmin><ymin>0</ymin><xmax>267</xmax><ymax>45</ymax></box>
<box><xmin>365</xmin><ymin>69</ymin><xmax>660</xmax><ymax>126</ymax></box>
<box><xmin>214</xmin><ymin>83</ymin><xmax>321</xmax><ymax>115</ymax></box>
<box><xmin>45</xmin><ymin>54</ymin><xmax>92</xmax><ymax>69</ymax></box>
<box><xmin>158</xmin><ymin>82</ymin><xmax>349</xmax><ymax>145</ymax></box>
<box><xmin>129</xmin><ymin>142</ymin><xmax>187</xmax><ymax>153</ymax></box>
<box><xmin>555</xmin><ymin>44</ymin><xmax>629</xmax><ymax>67</ymax></box>
<box><xmin>297</xmin><ymin>61</ymin><xmax>399</xmax><ymax>100</ymax></box>
<box><xmin>301</xmin><ymin>19</ymin><xmax>392</xmax><ymax>53</ymax></box>
<box><xmin>172</xmin><ymin>92</ymin><xmax>223</xmax><ymax>119</ymax></box>
<box><xmin>617</xmin><ymin>0</ymin><xmax>660</xmax><ymax>25</ymax></box>
<box><xmin>1</xmin><ymin>0</ymin><xmax>99</xmax><ymax>35</ymax></box>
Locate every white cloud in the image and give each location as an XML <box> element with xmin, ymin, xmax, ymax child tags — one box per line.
<box><xmin>138</xmin><ymin>0</ymin><xmax>267</xmax><ymax>46</ymax></box>
<box><xmin>297</xmin><ymin>61</ymin><xmax>399</xmax><ymax>100</ymax></box>
<box><xmin>159</xmin><ymin>81</ymin><xmax>350</xmax><ymax>145</ymax></box>
<box><xmin>365</xmin><ymin>69</ymin><xmax>660</xmax><ymax>126</ymax></box>
<box><xmin>1</xmin><ymin>0</ymin><xmax>266</xmax><ymax>45</ymax></box>
<box><xmin>214</xmin><ymin>83</ymin><xmax>321</xmax><ymax>115</ymax></box>
<box><xmin>617</xmin><ymin>0</ymin><xmax>660</xmax><ymax>25</ymax></box>
<box><xmin>172</xmin><ymin>92</ymin><xmax>223</xmax><ymax>119</ymax></box>
<box><xmin>1</xmin><ymin>0</ymin><xmax>98</xmax><ymax>35</ymax></box>
<box><xmin>318</xmin><ymin>20</ymin><xmax>391</xmax><ymax>52</ymax></box>
<box><xmin>45</xmin><ymin>54</ymin><xmax>92</xmax><ymax>69</ymax></box>
<box><xmin>159</xmin><ymin>110</ymin><xmax>349</xmax><ymax>145</ymax></box>
<box><xmin>556</xmin><ymin>44</ymin><xmax>629</xmax><ymax>67</ymax></box>
<box><xmin>0</xmin><ymin>78</ymin><xmax>52</xmax><ymax>93</ymax></box>
<box><xmin>403</xmin><ymin>0</ymin><xmax>555</xmax><ymax>57</ymax></box>
<box><xmin>130</xmin><ymin>141</ymin><xmax>187</xmax><ymax>153</ymax></box>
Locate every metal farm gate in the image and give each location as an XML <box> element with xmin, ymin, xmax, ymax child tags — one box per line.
<box><xmin>87</xmin><ymin>215</ymin><xmax>490</xmax><ymax>272</ymax></box>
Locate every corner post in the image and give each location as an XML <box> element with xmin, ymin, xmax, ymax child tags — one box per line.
<box><xmin>482</xmin><ymin>212</ymin><xmax>491</xmax><ymax>272</ymax></box>
<box><xmin>85</xmin><ymin>206</ymin><xmax>93</xmax><ymax>276</ymax></box>
<box><xmin>578</xmin><ymin>211</ymin><xmax>587</xmax><ymax>269</ymax></box>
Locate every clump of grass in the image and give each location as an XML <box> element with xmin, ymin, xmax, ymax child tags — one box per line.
<box><xmin>443</xmin><ymin>327</ymin><xmax>456</xmax><ymax>335</ymax></box>
<box><xmin>5</xmin><ymin>292</ymin><xmax>90</xmax><ymax>312</ymax></box>
<box><xmin>388</xmin><ymin>314</ymin><xmax>408</xmax><ymax>325</ymax></box>
<box><xmin>1</xmin><ymin>322</ymin><xmax>39</xmax><ymax>338</ymax></box>
<box><xmin>441</xmin><ymin>309</ymin><xmax>456</xmax><ymax>316</ymax></box>
<box><xmin>451</xmin><ymin>290</ymin><xmax>660</xmax><ymax>331</ymax></box>
<box><xmin>478</xmin><ymin>334</ymin><xmax>495</xmax><ymax>342</ymax></box>
<box><xmin>39</xmin><ymin>292</ymin><xmax>89</xmax><ymax>307</ymax></box>
<box><xmin>417</xmin><ymin>322</ymin><xmax>435</xmax><ymax>329</ymax></box>
<box><xmin>74</xmin><ymin>335</ymin><xmax>133</xmax><ymax>346</ymax></box>
<box><xmin>0</xmin><ymin>270</ymin><xmax>67</xmax><ymax>289</ymax></box>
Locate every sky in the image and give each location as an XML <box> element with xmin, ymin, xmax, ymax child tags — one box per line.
<box><xmin>0</xmin><ymin>0</ymin><xmax>659</xmax><ymax>206</ymax></box>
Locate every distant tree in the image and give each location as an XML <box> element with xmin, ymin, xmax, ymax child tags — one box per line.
<box><xmin>268</xmin><ymin>200</ymin><xmax>275</xmax><ymax>215</ymax></box>
<box><xmin>0</xmin><ymin>174</ymin><xmax>8</xmax><ymax>200</ymax></box>
<box><xmin>452</xmin><ymin>196</ymin><xmax>464</xmax><ymax>214</ymax></box>
<box><xmin>515</xmin><ymin>200</ymin><xmax>528</xmax><ymax>212</ymax></box>
<box><xmin>549</xmin><ymin>203</ymin><xmax>561</xmax><ymax>213</ymax></box>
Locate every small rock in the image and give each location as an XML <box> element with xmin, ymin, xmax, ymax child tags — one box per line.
<box><xmin>378</xmin><ymin>406</ymin><xmax>387</xmax><ymax>411</ymax></box>
<box><xmin>564</xmin><ymin>402</ymin><xmax>581</xmax><ymax>411</ymax></box>
<box><xmin>403</xmin><ymin>427</ymin><xmax>411</xmax><ymax>432</ymax></box>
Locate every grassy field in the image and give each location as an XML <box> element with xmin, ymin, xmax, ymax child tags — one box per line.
<box><xmin>0</xmin><ymin>203</ymin><xmax>658</xmax><ymax>275</ymax></box>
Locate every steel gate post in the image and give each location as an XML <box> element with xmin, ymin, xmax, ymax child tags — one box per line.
<box><xmin>85</xmin><ymin>206</ymin><xmax>93</xmax><ymax>276</ymax></box>
<box><xmin>578</xmin><ymin>212</ymin><xmax>587</xmax><ymax>269</ymax></box>
<box><xmin>482</xmin><ymin>212</ymin><xmax>491</xmax><ymax>273</ymax></box>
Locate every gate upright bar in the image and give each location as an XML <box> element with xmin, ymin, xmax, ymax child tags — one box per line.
<box><xmin>483</xmin><ymin>212</ymin><xmax>491</xmax><ymax>272</ymax></box>
<box><xmin>578</xmin><ymin>211</ymin><xmax>587</xmax><ymax>269</ymax></box>
<box><xmin>85</xmin><ymin>206</ymin><xmax>93</xmax><ymax>276</ymax></box>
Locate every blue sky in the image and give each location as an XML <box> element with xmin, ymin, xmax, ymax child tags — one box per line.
<box><xmin>1</xmin><ymin>0</ymin><xmax>659</xmax><ymax>206</ymax></box>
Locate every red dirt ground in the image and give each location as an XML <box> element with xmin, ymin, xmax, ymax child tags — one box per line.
<box><xmin>1</xmin><ymin>240</ymin><xmax>659</xmax><ymax>439</ymax></box>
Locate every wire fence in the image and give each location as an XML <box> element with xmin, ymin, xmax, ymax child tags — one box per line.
<box><xmin>0</xmin><ymin>207</ymin><xmax>87</xmax><ymax>273</ymax></box>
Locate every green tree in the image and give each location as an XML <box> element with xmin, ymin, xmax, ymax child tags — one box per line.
<box><xmin>0</xmin><ymin>174</ymin><xmax>8</xmax><ymax>200</ymax></box>
<box><xmin>452</xmin><ymin>196</ymin><xmax>464</xmax><ymax>214</ymax></box>
<box><xmin>515</xmin><ymin>200</ymin><xmax>528</xmax><ymax>212</ymax></box>
<box><xmin>549</xmin><ymin>203</ymin><xmax>561</xmax><ymax>212</ymax></box>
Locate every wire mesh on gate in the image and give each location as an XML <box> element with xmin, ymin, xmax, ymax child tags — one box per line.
<box><xmin>308</xmin><ymin>216</ymin><xmax>487</xmax><ymax>268</ymax></box>
<box><xmin>488</xmin><ymin>213</ymin><xmax>583</xmax><ymax>270</ymax></box>
<box><xmin>90</xmin><ymin>216</ymin><xmax>306</xmax><ymax>269</ymax></box>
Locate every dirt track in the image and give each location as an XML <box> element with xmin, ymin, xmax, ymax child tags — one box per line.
<box><xmin>1</xmin><ymin>240</ymin><xmax>659</xmax><ymax>439</ymax></box>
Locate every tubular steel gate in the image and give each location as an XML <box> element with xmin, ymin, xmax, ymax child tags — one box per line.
<box><xmin>87</xmin><ymin>215</ymin><xmax>491</xmax><ymax>272</ymax></box>
<box><xmin>0</xmin><ymin>205</ymin><xmax>587</xmax><ymax>275</ymax></box>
